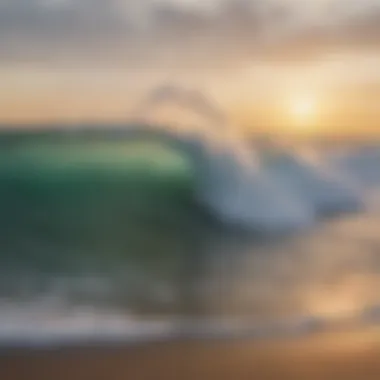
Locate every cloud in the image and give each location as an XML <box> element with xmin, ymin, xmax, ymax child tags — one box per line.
<box><xmin>0</xmin><ymin>0</ymin><xmax>379</xmax><ymax>65</ymax></box>
<box><xmin>0</xmin><ymin>0</ymin><xmax>131</xmax><ymax>60</ymax></box>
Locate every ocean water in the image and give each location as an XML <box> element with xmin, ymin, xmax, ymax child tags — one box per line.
<box><xmin>1</xmin><ymin>128</ymin><xmax>380</xmax><ymax>346</ymax></box>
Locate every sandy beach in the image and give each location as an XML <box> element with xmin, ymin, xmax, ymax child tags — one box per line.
<box><xmin>1</xmin><ymin>327</ymin><xmax>380</xmax><ymax>380</ymax></box>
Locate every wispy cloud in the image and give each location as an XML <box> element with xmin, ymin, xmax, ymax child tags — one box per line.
<box><xmin>0</xmin><ymin>0</ymin><xmax>379</xmax><ymax>65</ymax></box>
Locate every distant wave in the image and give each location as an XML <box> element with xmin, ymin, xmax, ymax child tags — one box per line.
<box><xmin>332</xmin><ymin>147</ymin><xmax>380</xmax><ymax>188</ymax></box>
<box><xmin>261</xmin><ymin>149</ymin><xmax>365</xmax><ymax>217</ymax></box>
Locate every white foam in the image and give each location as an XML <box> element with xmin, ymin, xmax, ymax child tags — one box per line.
<box><xmin>1</xmin><ymin>302</ymin><xmax>379</xmax><ymax>348</ymax></box>
<box><xmin>0</xmin><ymin>304</ymin><xmax>176</xmax><ymax>347</ymax></box>
<box><xmin>0</xmin><ymin>303</ymin><xmax>327</xmax><ymax>347</ymax></box>
<box><xmin>191</xmin><ymin>137</ymin><xmax>379</xmax><ymax>232</ymax></box>
<box><xmin>195</xmin><ymin>143</ymin><xmax>315</xmax><ymax>232</ymax></box>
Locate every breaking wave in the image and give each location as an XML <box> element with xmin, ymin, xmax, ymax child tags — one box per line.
<box><xmin>128</xmin><ymin>85</ymin><xmax>379</xmax><ymax>233</ymax></box>
<box><xmin>126</xmin><ymin>126</ymin><xmax>378</xmax><ymax>233</ymax></box>
<box><xmin>2</xmin><ymin>128</ymin><xmax>380</xmax><ymax>347</ymax></box>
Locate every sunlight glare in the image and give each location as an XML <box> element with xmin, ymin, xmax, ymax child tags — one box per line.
<box><xmin>285</xmin><ymin>95</ymin><xmax>319</xmax><ymax>132</ymax></box>
<box><xmin>290</xmin><ymin>97</ymin><xmax>316</xmax><ymax>121</ymax></box>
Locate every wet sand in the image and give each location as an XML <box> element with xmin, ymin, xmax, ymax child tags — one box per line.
<box><xmin>1</xmin><ymin>327</ymin><xmax>380</xmax><ymax>380</ymax></box>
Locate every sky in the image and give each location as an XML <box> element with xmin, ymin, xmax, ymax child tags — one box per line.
<box><xmin>1</xmin><ymin>0</ymin><xmax>380</xmax><ymax>135</ymax></box>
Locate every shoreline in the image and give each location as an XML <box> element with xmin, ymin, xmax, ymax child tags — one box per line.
<box><xmin>1</xmin><ymin>326</ymin><xmax>380</xmax><ymax>379</ymax></box>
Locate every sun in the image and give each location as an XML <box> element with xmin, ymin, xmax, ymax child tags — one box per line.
<box><xmin>289</xmin><ymin>97</ymin><xmax>317</xmax><ymax>122</ymax></box>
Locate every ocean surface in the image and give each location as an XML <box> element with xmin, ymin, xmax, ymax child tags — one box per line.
<box><xmin>1</xmin><ymin>127</ymin><xmax>380</xmax><ymax>347</ymax></box>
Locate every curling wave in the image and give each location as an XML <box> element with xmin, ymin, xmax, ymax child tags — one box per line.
<box><xmin>124</xmin><ymin>126</ymin><xmax>379</xmax><ymax>233</ymax></box>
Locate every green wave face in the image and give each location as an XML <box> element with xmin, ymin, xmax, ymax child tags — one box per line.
<box><xmin>0</xmin><ymin>139</ymin><xmax>200</xmax><ymax>277</ymax></box>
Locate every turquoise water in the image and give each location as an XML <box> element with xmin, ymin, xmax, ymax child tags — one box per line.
<box><xmin>0</xmin><ymin>136</ymin><xmax>218</xmax><ymax>313</ymax></box>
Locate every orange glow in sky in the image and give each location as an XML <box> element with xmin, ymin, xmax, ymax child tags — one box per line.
<box><xmin>0</xmin><ymin>0</ymin><xmax>380</xmax><ymax>137</ymax></box>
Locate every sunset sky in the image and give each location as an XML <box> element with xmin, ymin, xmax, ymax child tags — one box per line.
<box><xmin>1</xmin><ymin>0</ymin><xmax>380</xmax><ymax>135</ymax></box>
